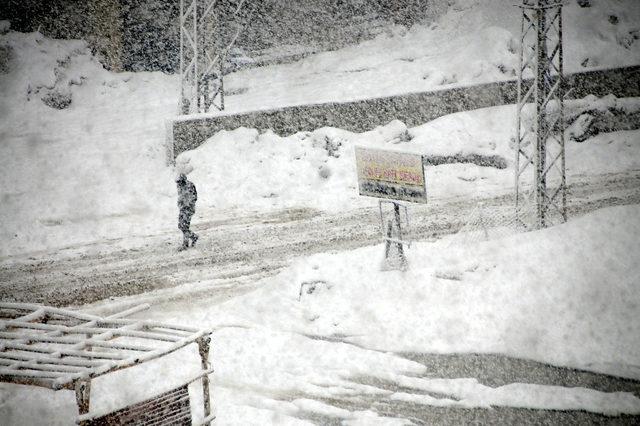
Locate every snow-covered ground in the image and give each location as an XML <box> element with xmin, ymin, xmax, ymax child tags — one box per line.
<box><xmin>2</xmin><ymin>204</ymin><xmax>640</xmax><ymax>424</ymax></box>
<box><xmin>2</xmin><ymin>0</ymin><xmax>640</xmax><ymax>257</ymax></box>
<box><xmin>1</xmin><ymin>1</ymin><xmax>640</xmax><ymax>422</ymax></box>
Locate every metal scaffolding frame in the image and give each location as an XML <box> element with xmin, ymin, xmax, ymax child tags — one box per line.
<box><xmin>515</xmin><ymin>0</ymin><xmax>567</xmax><ymax>229</ymax></box>
<box><xmin>179</xmin><ymin>0</ymin><xmax>255</xmax><ymax>115</ymax></box>
<box><xmin>0</xmin><ymin>303</ymin><xmax>214</xmax><ymax>425</ymax></box>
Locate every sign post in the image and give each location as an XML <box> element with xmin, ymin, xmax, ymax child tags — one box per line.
<box><xmin>355</xmin><ymin>147</ymin><xmax>427</xmax><ymax>270</ymax></box>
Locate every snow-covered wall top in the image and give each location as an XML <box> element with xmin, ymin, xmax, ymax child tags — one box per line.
<box><xmin>170</xmin><ymin>65</ymin><xmax>640</xmax><ymax>158</ymax></box>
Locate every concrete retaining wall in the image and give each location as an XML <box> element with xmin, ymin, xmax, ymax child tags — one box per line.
<box><xmin>169</xmin><ymin>65</ymin><xmax>640</xmax><ymax>159</ymax></box>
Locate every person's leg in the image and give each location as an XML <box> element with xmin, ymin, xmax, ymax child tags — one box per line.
<box><xmin>178</xmin><ymin>210</ymin><xmax>190</xmax><ymax>250</ymax></box>
<box><xmin>184</xmin><ymin>209</ymin><xmax>198</xmax><ymax>247</ymax></box>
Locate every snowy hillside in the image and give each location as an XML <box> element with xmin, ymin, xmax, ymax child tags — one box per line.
<box><xmin>0</xmin><ymin>27</ymin><xmax>179</xmax><ymax>256</ymax></box>
<box><xmin>221</xmin><ymin>0</ymin><xmax>640</xmax><ymax>113</ymax></box>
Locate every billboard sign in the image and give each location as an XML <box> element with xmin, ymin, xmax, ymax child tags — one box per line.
<box><xmin>355</xmin><ymin>147</ymin><xmax>427</xmax><ymax>203</ymax></box>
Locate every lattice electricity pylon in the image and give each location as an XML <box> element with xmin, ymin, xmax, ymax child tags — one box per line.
<box><xmin>514</xmin><ymin>0</ymin><xmax>567</xmax><ymax>229</ymax></box>
<box><xmin>179</xmin><ymin>0</ymin><xmax>256</xmax><ymax>114</ymax></box>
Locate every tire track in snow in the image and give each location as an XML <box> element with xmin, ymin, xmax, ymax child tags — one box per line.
<box><xmin>1</xmin><ymin>171</ymin><xmax>639</xmax><ymax>308</ymax></box>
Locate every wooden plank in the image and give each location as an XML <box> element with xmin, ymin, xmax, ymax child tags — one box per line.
<box><xmin>105</xmin><ymin>304</ymin><xmax>150</xmax><ymax>319</ymax></box>
<box><xmin>0</xmin><ymin>368</ymin><xmax>67</xmax><ymax>379</ymax></box>
<box><xmin>0</xmin><ymin>358</ymin><xmax>86</xmax><ymax>373</ymax></box>
<box><xmin>197</xmin><ymin>337</ymin><xmax>212</xmax><ymax>425</ymax></box>
<box><xmin>2</xmin><ymin>303</ymin><xmax>201</xmax><ymax>336</ymax></box>
<box><xmin>0</xmin><ymin>331</ymin><xmax>155</xmax><ymax>352</ymax></box>
<box><xmin>0</xmin><ymin>351</ymin><xmax>107</xmax><ymax>367</ymax></box>
<box><xmin>4</xmin><ymin>321</ymin><xmax>182</xmax><ymax>343</ymax></box>
<box><xmin>2</xmin><ymin>341</ymin><xmax>127</xmax><ymax>361</ymax></box>
<box><xmin>12</xmin><ymin>308</ymin><xmax>46</xmax><ymax>323</ymax></box>
<box><xmin>0</xmin><ymin>374</ymin><xmax>55</xmax><ymax>388</ymax></box>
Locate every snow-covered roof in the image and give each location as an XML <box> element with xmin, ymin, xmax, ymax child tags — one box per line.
<box><xmin>0</xmin><ymin>303</ymin><xmax>210</xmax><ymax>390</ymax></box>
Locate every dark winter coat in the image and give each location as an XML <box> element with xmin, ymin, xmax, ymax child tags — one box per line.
<box><xmin>177</xmin><ymin>179</ymin><xmax>197</xmax><ymax>212</ymax></box>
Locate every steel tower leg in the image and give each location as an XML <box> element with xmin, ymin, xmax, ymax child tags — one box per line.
<box><xmin>179</xmin><ymin>0</ymin><xmax>256</xmax><ymax>115</ymax></box>
<box><xmin>515</xmin><ymin>0</ymin><xmax>566</xmax><ymax>229</ymax></box>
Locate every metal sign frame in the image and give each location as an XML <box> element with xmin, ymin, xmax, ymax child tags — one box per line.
<box><xmin>354</xmin><ymin>146</ymin><xmax>426</xmax><ymax>270</ymax></box>
<box><xmin>379</xmin><ymin>200</ymin><xmax>411</xmax><ymax>270</ymax></box>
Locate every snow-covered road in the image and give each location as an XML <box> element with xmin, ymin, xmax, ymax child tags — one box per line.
<box><xmin>2</xmin><ymin>170</ymin><xmax>639</xmax><ymax>310</ymax></box>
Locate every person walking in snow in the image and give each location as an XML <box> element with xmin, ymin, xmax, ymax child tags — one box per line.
<box><xmin>176</xmin><ymin>173</ymin><xmax>199</xmax><ymax>251</ymax></box>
